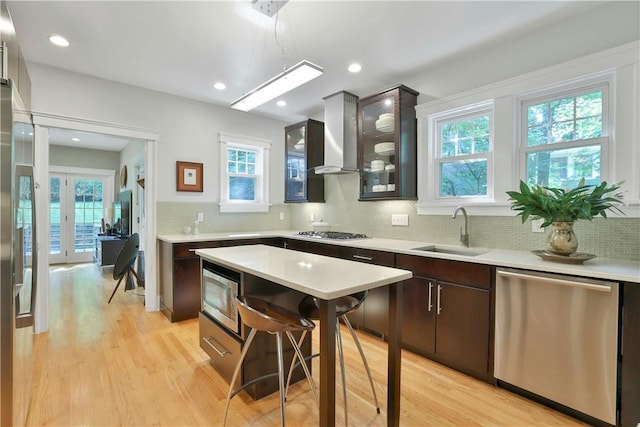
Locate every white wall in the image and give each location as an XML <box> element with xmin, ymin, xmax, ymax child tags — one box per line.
<box><xmin>27</xmin><ymin>64</ymin><xmax>290</xmax><ymax>204</ymax></box>
<box><xmin>404</xmin><ymin>1</ymin><xmax>640</xmax><ymax>104</ymax></box>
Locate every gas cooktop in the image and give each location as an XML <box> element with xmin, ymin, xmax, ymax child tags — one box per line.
<box><xmin>297</xmin><ymin>231</ymin><xmax>369</xmax><ymax>240</ymax></box>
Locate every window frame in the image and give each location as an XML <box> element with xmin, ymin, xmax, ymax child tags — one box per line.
<box><xmin>518</xmin><ymin>82</ymin><xmax>610</xmax><ymax>187</ymax></box>
<box><xmin>218</xmin><ymin>132</ymin><xmax>271</xmax><ymax>213</ymax></box>
<box><xmin>427</xmin><ymin>101</ymin><xmax>495</xmax><ymax>205</ymax></box>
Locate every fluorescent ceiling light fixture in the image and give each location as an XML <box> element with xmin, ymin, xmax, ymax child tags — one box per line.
<box><xmin>231</xmin><ymin>60</ymin><xmax>323</xmax><ymax>112</ymax></box>
<box><xmin>49</xmin><ymin>35</ymin><xmax>69</xmax><ymax>47</ymax></box>
<box><xmin>348</xmin><ymin>63</ymin><xmax>361</xmax><ymax>73</ymax></box>
<box><xmin>71</xmin><ymin>137</ymin><xmax>80</xmax><ymax>142</ymax></box>
<box><xmin>276</xmin><ymin>100</ymin><xmax>286</xmax><ymax>107</ymax></box>
<box><xmin>213</xmin><ymin>82</ymin><xmax>226</xmax><ymax>90</ymax></box>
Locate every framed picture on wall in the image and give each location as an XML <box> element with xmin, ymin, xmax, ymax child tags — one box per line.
<box><xmin>176</xmin><ymin>161</ymin><xmax>203</xmax><ymax>192</ymax></box>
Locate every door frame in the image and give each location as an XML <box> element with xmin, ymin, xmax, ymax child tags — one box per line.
<box><xmin>32</xmin><ymin>112</ymin><xmax>159</xmax><ymax>333</ymax></box>
<box><xmin>48</xmin><ymin>167</ymin><xmax>115</xmax><ymax>264</ymax></box>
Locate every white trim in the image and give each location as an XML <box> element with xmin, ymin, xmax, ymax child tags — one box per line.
<box><xmin>218</xmin><ymin>131</ymin><xmax>272</xmax><ymax>149</ymax></box>
<box><xmin>32</xmin><ymin>115</ymin><xmax>160</xmax><ymax>333</ymax></box>
<box><xmin>31</xmin><ymin>111</ymin><xmax>157</xmax><ymax>141</ymax></box>
<box><xmin>419</xmin><ymin>102</ymin><xmax>494</xmax><ymax>210</ymax></box>
<box><xmin>218</xmin><ymin>133</ymin><xmax>271</xmax><ymax>213</ymax></box>
<box><xmin>49</xmin><ymin>165</ymin><xmax>115</xmax><ymax>177</ymax></box>
<box><xmin>416</xmin><ymin>41</ymin><xmax>639</xmax><ymax>217</ymax></box>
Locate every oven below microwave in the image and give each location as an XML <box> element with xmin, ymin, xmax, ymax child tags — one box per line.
<box><xmin>202</xmin><ymin>260</ymin><xmax>241</xmax><ymax>335</ymax></box>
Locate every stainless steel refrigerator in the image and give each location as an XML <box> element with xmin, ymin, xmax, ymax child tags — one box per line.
<box><xmin>1</xmin><ymin>77</ymin><xmax>37</xmax><ymax>427</ymax></box>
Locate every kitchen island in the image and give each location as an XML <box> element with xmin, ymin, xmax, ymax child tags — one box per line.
<box><xmin>196</xmin><ymin>244</ymin><xmax>413</xmax><ymax>427</ymax></box>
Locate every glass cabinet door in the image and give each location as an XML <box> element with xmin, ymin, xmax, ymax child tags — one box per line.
<box><xmin>284</xmin><ymin>119</ymin><xmax>324</xmax><ymax>203</ymax></box>
<box><xmin>285</xmin><ymin>123</ymin><xmax>307</xmax><ymax>201</ymax></box>
<box><xmin>360</xmin><ymin>91</ymin><xmax>398</xmax><ymax>197</ymax></box>
<box><xmin>358</xmin><ymin>85</ymin><xmax>418</xmax><ymax>200</ymax></box>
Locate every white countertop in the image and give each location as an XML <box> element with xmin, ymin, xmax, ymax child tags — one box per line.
<box><xmin>159</xmin><ymin>230</ymin><xmax>640</xmax><ymax>283</ymax></box>
<box><xmin>196</xmin><ymin>244</ymin><xmax>413</xmax><ymax>300</ymax></box>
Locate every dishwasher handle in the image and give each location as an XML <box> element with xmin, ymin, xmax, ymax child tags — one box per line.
<box><xmin>497</xmin><ymin>269</ymin><xmax>613</xmax><ymax>293</ymax></box>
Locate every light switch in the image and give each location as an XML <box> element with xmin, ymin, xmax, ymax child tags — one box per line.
<box><xmin>279</xmin><ymin>212</ymin><xmax>284</xmax><ymax>220</ymax></box>
<box><xmin>391</xmin><ymin>214</ymin><xmax>409</xmax><ymax>226</ymax></box>
<box><xmin>197</xmin><ymin>212</ymin><xmax>204</xmax><ymax>222</ymax></box>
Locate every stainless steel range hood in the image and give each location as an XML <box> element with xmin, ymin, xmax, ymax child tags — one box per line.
<box><xmin>314</xmin><ymin>91</ymin><xmax>359</xmax><ymax>174</ymax></box>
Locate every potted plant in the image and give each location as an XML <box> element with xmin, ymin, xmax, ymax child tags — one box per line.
<box><xmin>507</xmin><ymin>179</ymin><xmax>624</xmax><ymax>255</ymax></box>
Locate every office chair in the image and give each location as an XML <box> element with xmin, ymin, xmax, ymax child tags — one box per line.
<box><xmin>108</xmin><ymin>233</ymin><xmax>141</xmax><ymax>303</ymax></box>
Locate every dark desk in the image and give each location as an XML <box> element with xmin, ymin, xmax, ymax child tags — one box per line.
<box><xmin>95</xmin><ymin>235</ymin><xmax>125</xmax><ymax>266</ymax></box>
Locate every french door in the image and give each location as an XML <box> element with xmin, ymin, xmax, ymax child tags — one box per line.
<box><xmin>49</xmin><ymin>173</ymin><xmax>112</xmax><ymax>264</ymax></box>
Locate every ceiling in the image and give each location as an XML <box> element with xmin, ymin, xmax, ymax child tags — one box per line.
<box><xmin>7</xmin><ymin>1</ymin><xmax>603</xmax><ymax>149</ymax></box>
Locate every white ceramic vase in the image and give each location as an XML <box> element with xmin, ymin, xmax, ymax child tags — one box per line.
<box><xmin>545</xmin><ymin>221</ymin><xmax>578</xmax><ymax>255</ymax></box>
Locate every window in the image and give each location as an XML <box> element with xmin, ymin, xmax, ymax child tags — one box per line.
<box><xmin>433</xmin><ymin>105</ymin><xmax>493</xmax><ymax>200</ymax></box>
<box><xmin>521</xmin><ymin>85</ymin><xmax>608</xmax><ymax>188</ymax></box>
<box><xmin>219</xmin><ymin>132</ymin><xmax>271</xmax><ymax>213</ymax></box>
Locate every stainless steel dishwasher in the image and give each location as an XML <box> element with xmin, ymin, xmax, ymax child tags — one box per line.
<box><xmin>495</xmin><ymin>268</ymin><xmax>619</xmax><ymax>425</ymax></box>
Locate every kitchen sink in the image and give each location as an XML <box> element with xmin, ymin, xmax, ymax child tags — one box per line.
<box><xmin>411</xmin><ymin>245</ymin><xmax>488</xmax><ymax>257</ymax></box>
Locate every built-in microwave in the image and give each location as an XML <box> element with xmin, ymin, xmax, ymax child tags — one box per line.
<box><xmin>202</xmin><ymin>260</ymin><xmax>241</xmax><ymax>336</ymax></box>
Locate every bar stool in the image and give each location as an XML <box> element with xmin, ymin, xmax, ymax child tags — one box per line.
<box><xmin>285</xmin><ymin>291</ymin><xmax>380</xmax><ymax>426</ymax></box>
<box><xmin>223</xmin><ymin>296</ymin><xmax>318</xmax><ymax>427</ymax></box>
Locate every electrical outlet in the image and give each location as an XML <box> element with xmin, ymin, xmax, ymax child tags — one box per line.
<box><xmin>532</xmin><ymin>218</ymin><xmax>545</xmax><ymax>233</ymax></box>
<box><xmin>197</xmin><ymin>212</ymin><xmax>204</xmax><ymax>222</ymax></box>
<box><xmin>391</xmin><ymin>214</ymin><xmax>409</xmax><ymax>226</ymax></box>
<box><xmin>279</xmin><ymin>212</ymin><xmax>284</xmax><ymax>220</ymax></box>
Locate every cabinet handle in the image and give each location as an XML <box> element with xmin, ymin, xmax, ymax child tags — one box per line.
<box><xmin>352</xmin><ymin>254</ymin><xmax>373</xmax><ymax>261</ymax></box>
<box><xmin>284</xmin><ymin>242</ymin><xmax>288</xmax><ymax>249</ymax></box>
<box><xmin>202</xmin><ymin>336</ymin><xmax>230</xmax><ymax>357</ymax></box>
<box><xmin>437</xmin><ymin>284</ymin><xmax>442</xmax><ymax>315</ymax></box>
<box><xmin>427</xmin><ymin>282</ymin><xmax>433</xmax><ymax>312</ymax></box>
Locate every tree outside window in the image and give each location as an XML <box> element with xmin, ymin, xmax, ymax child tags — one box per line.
<box><xmin>523</xmin><ymin>87</ymin><xmax>605</xmax><ymax>188</ymax></box>
<box><xmin>437</xmin><ymin>112</ymin><xmax>491</xmax><ymax>197</ymax></box>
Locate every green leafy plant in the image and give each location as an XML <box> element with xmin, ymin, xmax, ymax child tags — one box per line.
<box><xmin>507</xmin><ymin>179</ymin><xmax>625</xmax><ymax>227</ymax></box>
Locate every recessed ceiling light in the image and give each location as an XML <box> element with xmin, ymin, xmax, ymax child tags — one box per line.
<box><xmin>276</xmin><ymin>100</ymin><xmax>287</xmax><ymax>107</ymax></box>
<box><xmin>213</xmin><ymin>82</ymin><xmax>226</xmax><ymax>90</ymax></box>
<box><xmin>348</xmin><ymin>63</ymin><xmax>362</xmax><ymax>73</ymax></box>
<box><xmin>48</xmin><ymin>35</ymin><xmax>69</xmax><ymax>47</ymax></box>
<box><xmin>71</xmin><ymin>137</ymin><xmax>80</xmax><ymax>142</ymax></box>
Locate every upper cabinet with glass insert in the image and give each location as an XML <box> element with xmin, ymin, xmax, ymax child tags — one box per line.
<box><xmin>285</xmin><ymin>119</ymin><xmax>324</xmax><ymax>203</ymax></box>
<box><xmin>358</xmin><ymin>85</ymin><xmax>419</xmax><ymax>200</ymax></box>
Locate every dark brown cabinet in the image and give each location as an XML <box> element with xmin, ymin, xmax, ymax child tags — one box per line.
<box><xmin>358</xmin><ymin>85</ymin><xmax>418</xmax><ymax>201</ymax></box>
<box><xmin>285</xmin><ymin>119</ymin><xmax>324</xmax><ymax>203</ymax></box>
<box><xmin>199</xmin><ymin>272</ymin><xmax>311</xmax><ymax>401</ymax></box>
<box><xmin>396</xmin><ymin>254</ymin><xmax>493</xmax><ymax>381</ymax></box>
<box><xmin>621</xmin><ymin>282</ymin><xmax>640</xmax><ymax>427</ymax></box>
<box><xmin>159</xmin><ymin>238</ymin><xmax>262</xmax><ymax>322</ymax></box>
<box><xmin>340</xmin><ymin>247</ymin><xmax>395</xmax><ymax>336</ymax></box>
<box><xmin>282</xmin><ymin>239</ymin><xmax>394</xmax><ymax>337</ymax></box>
<box><xmin>283</xmin><ymin>238</ymin><xmax>342</xmax><ymax>258</ymax></box>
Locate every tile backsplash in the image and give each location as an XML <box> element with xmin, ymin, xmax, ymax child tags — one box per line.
<box><xmin>156</xmin><ymin>174</ymin><xmax>640</xmax><ymax>261</ymax></box>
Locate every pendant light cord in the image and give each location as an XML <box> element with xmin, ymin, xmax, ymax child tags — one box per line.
<box><xmin>274</xmin><ymin>11</ymin><xmax>286</xmax><ymax>71</ymax></box>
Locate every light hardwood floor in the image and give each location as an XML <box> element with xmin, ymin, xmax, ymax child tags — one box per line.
<box><xmin>27</xmin><ymin>263</ymin><xmax>586</xmax><ymax>426</ymax></box>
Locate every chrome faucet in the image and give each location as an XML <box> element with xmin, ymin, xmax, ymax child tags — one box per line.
<box><xmin>452</xmin><ymin>206</ymin><xmax>469</xmax><ymax>247</ymax></box>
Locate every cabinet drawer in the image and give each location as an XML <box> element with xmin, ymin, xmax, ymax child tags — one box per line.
<box><xmin>174</xmin><ymin>241</ymin><xmax>219</xmax><ymax>259</ymax></box>
<box><xmin>342</xmin><ymin>247</ymin><xmax>395</xmax><ymax>267</ymax></box>
<box><xmin>199</xmin><ymin>313</ymin><xmax>242</xmax><ymax>387</ymax></box>
<box><xmin>396</xmin><ymin>254</ymin><xmax>491</xmax><ymax>290</ymax></box>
